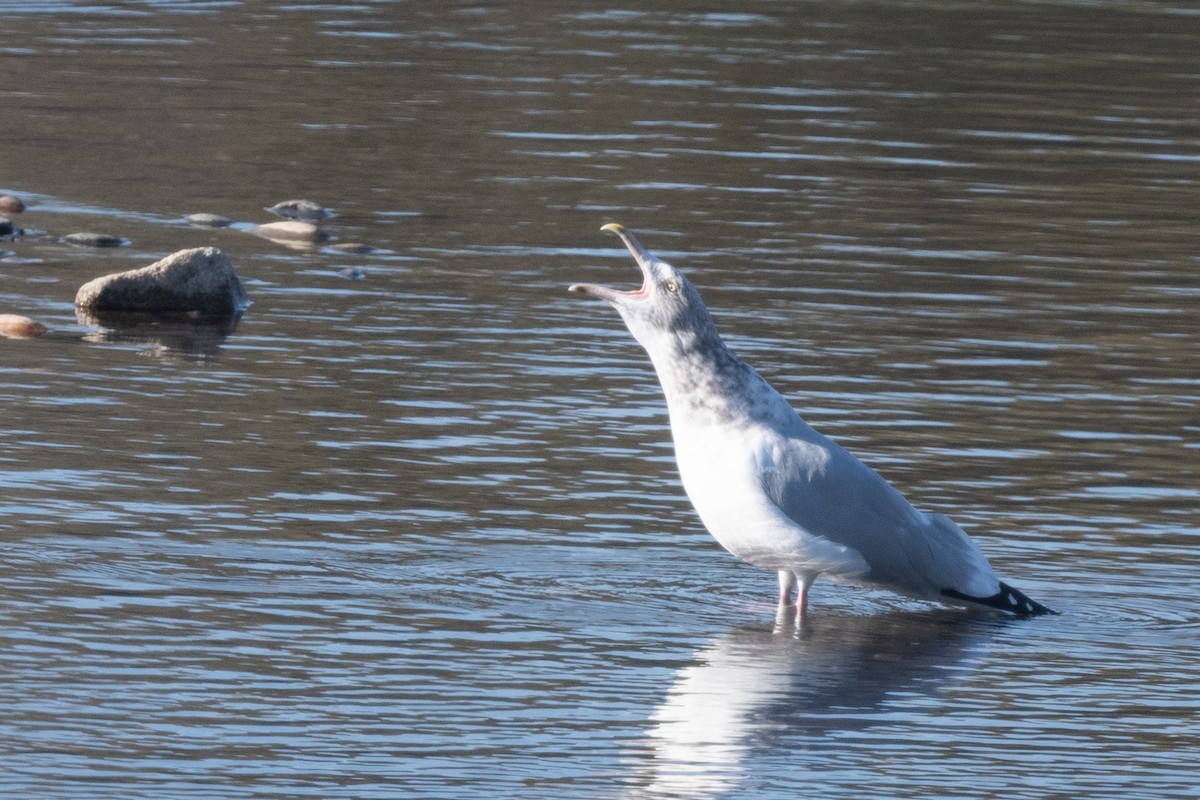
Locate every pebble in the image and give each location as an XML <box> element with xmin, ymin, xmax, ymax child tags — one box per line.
<box><xmin>329</xmin><ymin>242</ymin><xmax>374</xmax><ymax>254</ymax></box>
<box><xmin>250</xmin><ymin>220</ymin><xmax>327</xmax><ymax>244</ymax></box>
<box><xmin>185</xmin><ymin>213</ymin><xmax>233</xmax><ymax>227</ymax></box>
<box><xmin>264</xmin><ymin>199</ymin><xmax>334</xmax><ymax>221</ymax></box>
<box><xmin>0</xmin><ymin>195</ymin><xmax>25</xmax><ymax>214</ymax></box>
<box><xmin>336</xmin><ymin>267</ymin><xmax>366</xmax><ymax>280</ymax></box>
<box><xmin>0</xmin><ymin>314</ymin><xmax>48</xmax><ymax>339</ymax></box>
<box><xmin>64</xmin><ymin>232</ymin><xmax>125</xmax><ymax>247</ymax></box>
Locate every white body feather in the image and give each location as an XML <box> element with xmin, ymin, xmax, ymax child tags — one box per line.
<box><xmin>663</xmin><ymin>361</ymin><xmax>1000</xmax><ymax>602</ymax></box>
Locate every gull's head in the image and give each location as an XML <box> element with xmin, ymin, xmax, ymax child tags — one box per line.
<box><xmin>569</xmin><ymin>223</ymin><xmax>715</xmax><ymax>352</ymax></box>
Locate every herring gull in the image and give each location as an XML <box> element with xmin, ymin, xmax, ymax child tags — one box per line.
<box><xmin>569</xmin><ymin>223</ymin><xmax>1055</xmax><ymax>617</ymax></box>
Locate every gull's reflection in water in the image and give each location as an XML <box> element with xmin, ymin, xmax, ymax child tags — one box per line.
<box><xmin>627</xmin><ymin>608</ymin><xmax>992</xmax><ymax>798</ymax></box>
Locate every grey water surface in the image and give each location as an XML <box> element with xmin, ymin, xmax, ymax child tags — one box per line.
<box><xmin>1</xmin><ymin>2</ymin><xmax>1198</xmax><ymax>798</ymax></box>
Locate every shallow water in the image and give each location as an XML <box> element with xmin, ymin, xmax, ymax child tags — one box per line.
<box><xmin>2</xmin><ymin>1</ymin><xmax>1198</xmax><ymax>798</ymax></box>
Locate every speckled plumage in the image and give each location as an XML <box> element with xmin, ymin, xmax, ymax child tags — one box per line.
<box><xmin>570</xmin><ymin>223</ymin><xmax>1054</xmax><ymax>617</ymax></box>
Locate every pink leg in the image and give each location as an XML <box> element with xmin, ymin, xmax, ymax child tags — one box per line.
<box><xmin>777</xmin><ymin>570</ymin><xmax>797</xmax><ymax>606</ymax></box>
<box><xmin>796</xmin><ymin>572</ymin><xmax>816</xmax><ymax>617</ymax></box>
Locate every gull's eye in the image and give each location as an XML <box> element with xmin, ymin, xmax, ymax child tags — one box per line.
<box><xmin>664</xmin><ymin>280</ymin><xmax>679</xmax><ymax>293</ymax></box>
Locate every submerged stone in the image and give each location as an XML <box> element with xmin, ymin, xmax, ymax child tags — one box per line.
<box><xmin>65</xmin><ymin>232</ymin><xmax>125</xmax><ymax>247</ymax></box>
<box><xmin>185</xmin><ymin>213</ymin><xmax>233</xmax><ymax>227</ymax></box>
<box><xmin>0</xmin><ymin>314</ymin><xmax>47</xmax><ymax>339</ymax></box>
<box><xmin>264</xmin><ymin>199</ymin><xmax>334</xmax><ymax>221</ymax></box>
<box><xmin>251</xmin><ymin>220</ymin><xmax>327</xmax><ymax>244</ymax></box>
<box><xmin>75</xmin><ymin>246</ymin><xmax>248</xmax><ymax>316</ymax></box>
<box><xmin>329</xmin><ymin>242</ymin><xmax>374</xmax><ymax>254</ymax></box>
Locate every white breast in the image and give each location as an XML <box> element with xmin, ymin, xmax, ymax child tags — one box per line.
<box><xmin>670</xmin><ymin>418</ymin><xmax>870</xmax><ymax>580</ymax></box>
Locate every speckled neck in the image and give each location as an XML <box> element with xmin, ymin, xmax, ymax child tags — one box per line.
<box><xmin>647</xmin><ymin>328</ymin><xmax>772</xmax><ymax>429</ymax></box>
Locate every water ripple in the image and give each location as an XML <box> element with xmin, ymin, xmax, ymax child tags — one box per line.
<box><xmin>2</xmin><ymin>1</ymin><xmax>1198</xmax><ymax>798</ymax></box>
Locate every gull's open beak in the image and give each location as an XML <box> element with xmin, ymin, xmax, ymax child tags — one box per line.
<box><xmin>600</xmin><ymin>222</ymin><xmax>655</xmax><ymax>269</ymax></box>
<box><xmin>569</xmin><ymin>223</ymin><xmax>652</xmax><ymax>303</ymax></box>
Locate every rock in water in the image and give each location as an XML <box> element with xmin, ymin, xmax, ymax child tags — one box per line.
<box><xmin>0</xmin><ymin>314</ymin><xmax>47</xmax><ymax>339</ymax></box>
<box><xmin>64</xmin><ymin>232</ymin><xmax>125</xmax><ymax>247</ymax></box>
<box><xmin>250</xmin><ymin>220</ymin><xmax>327</xmax><ymax>244</ymax></box>
<box><xmin>0</xmin><ymin>195</ymin><xmax>25</xmax><ymax>214</ymax></box>
<box><xmin>75</xmin><ymin>247</ymin><xmax>248</xmax><ymax>316</ymax></box>
<box><xmin>185</xmin><ymin>213</ymin><xmax>233</xmax><ymax>227</ymax></box>
<box><xmin>329</xmin><ymin>242</ymin><xmax>374</xmax><ymax>254</ymax></box>
<box><xmin>264</xmin><ymin>199</ymin><xmax>334</xmax><ymax>221</ymax></box>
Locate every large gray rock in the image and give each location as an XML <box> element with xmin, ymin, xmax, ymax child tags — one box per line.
<box><xmin>75</xmin><ymin>247</ymin><xmax>248</xmax><ymax>316</ymax></box>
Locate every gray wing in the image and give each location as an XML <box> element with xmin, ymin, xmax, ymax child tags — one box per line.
<box><xmin>758</xmin><ymin>426</ymin><xmax>999</xmax><ymax>599</ymax></box>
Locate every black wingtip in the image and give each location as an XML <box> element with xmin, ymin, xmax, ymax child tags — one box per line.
<box><xmin>943</xmin><ymin>582</ymin><xmax>1058</xmax><ymax>617</ymax></box>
